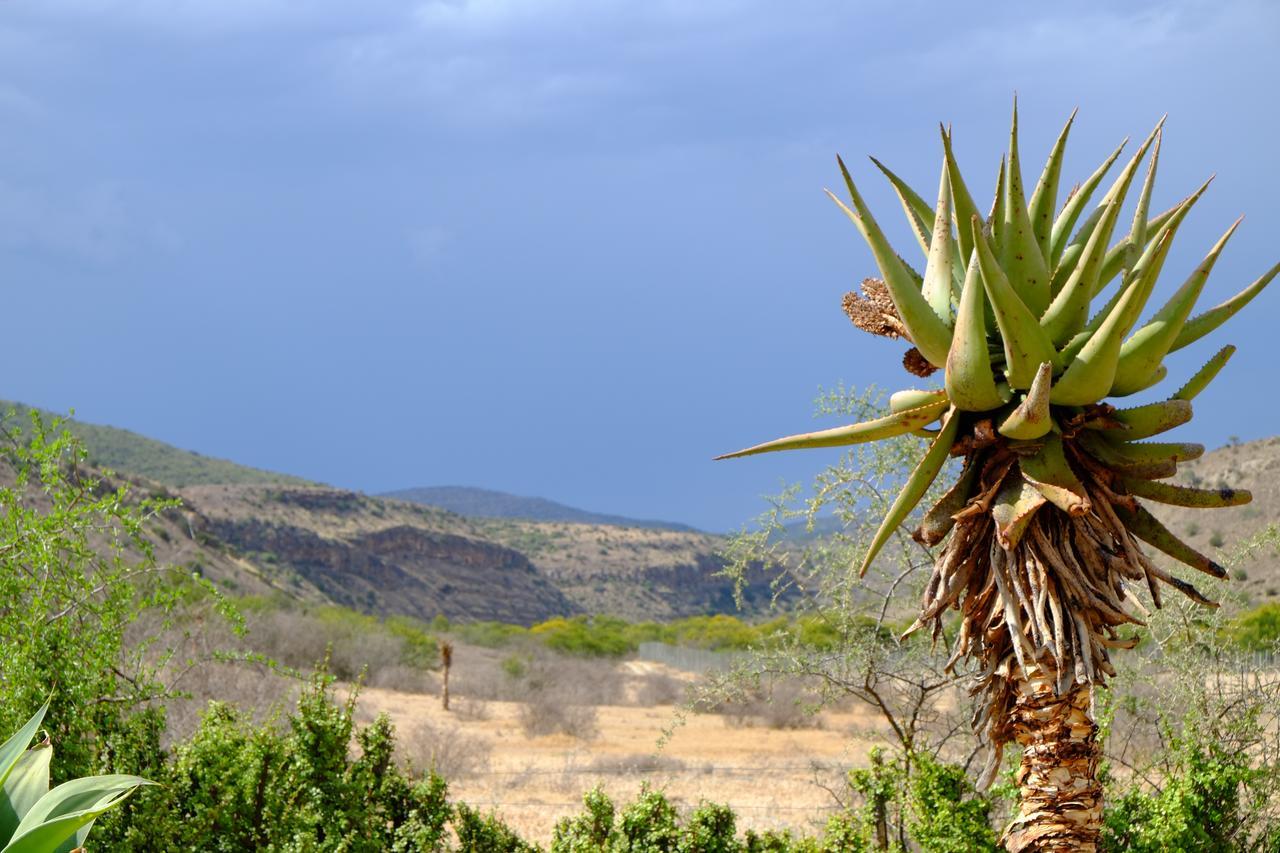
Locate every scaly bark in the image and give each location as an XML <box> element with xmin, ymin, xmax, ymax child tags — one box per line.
<box><xmin>1002</xmin><ymin>664</ymin><xmax>1102</xmax><ymax>852</ymax></box>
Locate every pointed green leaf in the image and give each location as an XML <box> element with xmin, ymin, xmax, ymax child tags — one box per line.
<box><xmin>1050</xmin><ymin>230</ymin><xmax>1172</xmax><ymax>405</ymax></box>
<box><xmin>1119</xmin><ymin>476</ymin><xmax>1251</xmax><ymax>509</ymax></box>
<box><xmin>0</xmin><ymin>706</ymin><xmax>47</xmax><ymax>795</ymax></box>
<box><xmin>1111</xmin><ymin>219</ymin><xmax>1240</xmax><ymax>395</ymax></box>
<box><xmin>1171</xmin><ymin>260</ymin><xmax>1280</xmax><ymax>352</ymax></box>
<box><xmin>828</xmin><ymin>158</ymin><xmax>953</xmax><ymax>367</ymax></box>
<box><xmin>1089</xmin><ymin>399</ymin><xmax>1192</xmax><ymax>440</ymax></box>
<box><xmin>1113</xmin><ymin>503</ymin><xmax>1228</xmax><ymax>579</ymax></box>
<box><xmin>1123</xmin><ymin>129</ymin><xmax>1161</xmax><ymax>279</ymax></box>
<box><xmin>716</xmin><ymin>400</ymin><xmax>948</xmax><ymax>460</ymax></box>
<box><xmin>998</xmin><ymin>361</ymin><xmax>1053</xmax><ymax>439</ymax></box>
<box><xmin>1020</xmin><ymin>433</ymin><xmax>1091</xmax><ymax>516</ymax></box>
<box><xmin>1049</xmin><ymin>204</ymin><xmax>1106</xmax><ymax>298</ymax></box>
<box><xmin>988</xmin><ymin>156</ymin><xmax>1007</xmax><ymax>250</ymax></box>
<box><xmin>1040</xmin><ymin>128</ymin><xmax>1161</xmax><ymax>343</ymax></box>
<box><xmin>1000</xmin><ymin>101</ymin><xmax>1051</xmax><ymax>316</ymax></box>
<box><xmin>1096</xmin><ymin>182</ymin><xmax>1210</xmax><ymax>296</ymax></box>
<box><xmin>1027</xmin><ymin>109</ymin><xmax>1076</xmax><ymax>262</ymax></box>
<box><xmin>889</xmin><ymin>388</ymin><xmax>948</xmax><ymax>413</ymax></box>
<box><xmin>3</xmin><ymin>775</ymin><xmax>150</xmax><ymax>853</ymax></box>
<box><xmin>1049</xmin><ymin>137</ymin><xmax>1127</xmax><ymax>266</ymax></box>
<box><xmin>945</xmin><ymin>254</ymin><xmax>1006</xmax><ymax>411</ymax></box>
<box><xmin>971</xmin><ymin>217</ymin><xmax>1059</xmax><ymax>389</ymax></box>
<box><xmin>940</xmin><ymin>126</ymin><xmax>982</xmax><ymax>263</ymax></box>
<box><xmin>1171</xmin><ymin>345</ymin><xmax>1235</xmax><ymax>401</ymax></box>
<box><xmin>921</xmin><ymin>161</ymin><xmax>957</xmax><ymax>326</ymax></box>
<box><xmin>859</xmin><ymin>407</ymin><xmax>959</xmax><ymax>575</ymax></box>
<box><xmin>0</xmin><ymin>743</ymin><xmax>50</xmax><ymax>844</ymax></box>
<box><xmin>869</xmin><ymin>156</ymin><xmax>934</xmax><ymax>257</ymax></box>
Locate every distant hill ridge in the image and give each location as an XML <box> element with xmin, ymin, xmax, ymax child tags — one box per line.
<box><xmin>1</xmin><ymin>400</ymin><xmax>312</xmax><ymax>488</ymax></box>
<box><xmin>381</xmin><ymin>486</ymin><xmax>699</xmax><ymax>532</ymax></box>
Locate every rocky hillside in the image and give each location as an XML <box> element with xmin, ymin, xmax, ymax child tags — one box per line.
<box><xmin>382</xmin><ymin>486</ymin><xmax>697</xmax><ymax>532</ymax></box>
<box><xmin>178</xmin><ymin>484</ymin><xmax>782</xmax><ymax>622</ymax></box>
<box><xmin>1146</xmin><ymin>436</ymin><xmax>1280</xmax><ymax>602</ymax></box>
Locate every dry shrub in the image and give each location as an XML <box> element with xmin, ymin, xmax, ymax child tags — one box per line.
<box><xmin>631</xmin><ymin>672</ymin><xmax>687</xmax><ymax>707</ymax></box>
<box><xmin>582</xmin><ymin>753</ymin><xmax>686</xmax><ymax>775</ymax></box>
<box><xmin>161</xmin><ymin>661</ymin><xmax>299</xmax><ymax>746</ymax></box>
<box><xmin>450</xmin><ymin>695</ymin><xmax>491</xmax><ymax>721</ymax></box>
<box><xmin>516</xmin><ymin>687</ymin><xmax>599</xmax><ymax>740</ymax></box>
<box><xmin>719</xmin><ymin>678</ymin><xmax>824</xmax><ymax>730</ymax></box>
<box><xmin>397</xmin><ymin>719</ymin><xmax>492</xmax><ymax>780</ymax></box>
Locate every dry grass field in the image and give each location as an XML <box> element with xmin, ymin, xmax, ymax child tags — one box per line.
<box><xmin>347</xmin><ymin>656</ymin><xmax>897</xmax><ymax>843</ymax></box>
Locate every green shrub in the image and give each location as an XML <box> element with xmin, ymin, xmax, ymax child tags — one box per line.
<box><xmin>1225</xmin><ymin>603</ymin><xmax>1280</xmax><ymax>651</ymax></box>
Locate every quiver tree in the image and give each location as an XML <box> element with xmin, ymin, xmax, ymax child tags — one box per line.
<box><xmin>440</xmin><ymin>641</ymin><xmax>453</xmax><ymax>712</ymax></box>
<box><xmin>718</xmin><ymin>103</ymin><xmax>1276</xmax><ymax>852</ymax></box>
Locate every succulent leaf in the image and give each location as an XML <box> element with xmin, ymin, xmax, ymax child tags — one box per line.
<box><xmin>998</xmin><ymin>361</ymin><xmax>1053</xmax><ymax>440</ymax></box>
<box><xmin>991</xmin><ymin>477</ymin><xmax>1046</xmax><ymax>550</ymax></box>
<box><xmin>1049</xmin><ymin>137</ymin><xmax>1127</xmax><ymax>266</ymax></box>
<box><xmin>829</xmin><ymin>159</ymin><xmax>954</xmax><ymax>367</ymax></box>
<box><xmin>859</xmin><ymin>407</ymin><xmax>960</xmax><ymax>575</ymax></box>
<box><xmin>1019</xmin><ymin>433</ymin><xmax>1091</xmax><ymax>516</ymax></box>
<box><xmin>1114</xmin><ymin>503</ymin><xmax>1228</xmax><ymax>578</ymax></box>
<box><xmin>1000</xmin><ymin>103</ymin><xmax>1052</xmax><ymax>315</ymax></box>
<box><xmin>1091</xmin><ymin>399</ymin><xmax>1192</xmax><ymax>441</ymax></box>
<box><xmin>972</xmin><ymin>217</ymin><xmax>1059</xmax><ymax>388</ymax></box>
<box><xmin>922</xmin><ymin>162</ymin><xmax>958</xmax><ymax>326</ymax></box>
<box><xmin>715</xmin><ymin>401</ymin><xmax>947</xmax><ymax>460</ymax></box>
<box><xmin>1027</xmin><ymin>109</ymin><xmax>1077</xmax><ymax>261</ymax></box>
<box><xmin>945</xmin><ymin>254</ymin><xmax>1008</xmax><ymax>410</ymax></box>
<box><xmin>1110</xmin><ymin>219</ymin><xmax>1239</xmax><ymax>395</ymax></box>
<box><xmin>941</xmin><ymin>126</ymin><xmax>982</xmax><ymax>262</ymax></box>
<box><xmin>1119</xmin><ymin>475</ymin><xmax>1251</xmax><ymax>509</ymax></box>
<box><xmin>1170</xmin><ymin>260</ymin><xmax>1280</xmax><ymax>352</ymax></box>
<box><xmin>890</xmin><ymin>388</ymin><xmax>948</xmax><ymax>413</ymax></box>
<box><xmin>1171</xmin><ymin>345</ymin><xmax>1235</xmax><ymax>401</ymax></box>
<box><xmin>868</xmin><ymin>156</ymin><xmax>934</xmax><ymax>257</ymax></box>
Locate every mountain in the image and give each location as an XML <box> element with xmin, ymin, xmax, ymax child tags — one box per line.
<box><xmin>381</xmin><ymin>486</ymin><xmax>698</xmax><ymax>532</ymax></box>
<box><xmin>1</xmin><ymin>401</ymin><xmax>311</xmax><ymax>488</ymax></box>
<box><xmin>1</xmin><ymin>401</ymin><xmax>779</xmax><ymax>623</ymax></box>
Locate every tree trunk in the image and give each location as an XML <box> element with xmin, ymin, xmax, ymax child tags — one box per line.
<box><xmin>1002</xmin><ymin>663</ymin><xmax>1102</xmax><ymax>852</ymax></box>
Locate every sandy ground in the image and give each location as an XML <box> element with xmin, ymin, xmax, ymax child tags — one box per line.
<box><xmin>351</xmin><ymin>676</ymin><xmax>895</xmax><ymax>843</ymax></box>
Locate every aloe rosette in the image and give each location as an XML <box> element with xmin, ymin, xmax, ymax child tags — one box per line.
<box><xmin>719</xmin><ymin>105</ymin><xmax>1276</xmax><ymax>852</ymax></box>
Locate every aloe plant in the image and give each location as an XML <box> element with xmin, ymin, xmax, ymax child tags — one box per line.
<box><xmin>719</xmin><ymin>103</ymin><xmax>1275</xmax><ymax>851</ymax></box>
<box><xmin>0</xmin><ymin>703</ymin><xmax>149</xmax><ymax>853</ymax></box>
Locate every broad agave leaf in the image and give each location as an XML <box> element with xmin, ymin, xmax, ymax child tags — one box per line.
<box><xmin>719</xmin><ymin>107</ymin><xmax>1274</xmax><ymax>801</ymax></box>
<box><xmin>0</xmin><ymin>705</ymin><xmax>150</xmax><ymax>853</ymax></box>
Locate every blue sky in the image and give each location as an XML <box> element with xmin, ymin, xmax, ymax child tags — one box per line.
<box><xmin>4</xmin><ymin>0</ymin><xmax>1279</xmax><ymax>531</ymax></box>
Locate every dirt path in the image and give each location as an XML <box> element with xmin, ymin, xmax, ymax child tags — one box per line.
<box><xmin>353</xmin><ymin>685</ymin><xmax>895</xmax><ymax>842</ymax></box>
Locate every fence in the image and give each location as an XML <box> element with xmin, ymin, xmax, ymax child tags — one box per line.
<box><xmin>635</xmin><ymin>642</ymin><xmax>747</xmax><ymax>673</ymax></box>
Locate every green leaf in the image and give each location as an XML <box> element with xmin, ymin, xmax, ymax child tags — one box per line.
<box><xmin>971</xmin><ymin>217</ymin><xmax>1059</xmax><ymax>389</ymax></box>
<box><xmin>1171</xmin><ymin>260</ymin><xmax>1280</xmax><ymax>352</ymax></box>
<box><xmin>859</xmin><ymin>407</ymin><xmax>959</xmax><ymax>576</ymax></box>
<box><xmin>945</xmin><ymin>254</ymin><xmax>1007</xmax><ymax>411</ymax></box>
<box><xmin>940</xmin><ymin>125</ymin><xmax>982</xmax><ymax>263</ymax></box>
<box><xmin>1110</xmin><ymin>219</ymin><xmax>1239</xmax><ymax>395</ymax></box>
<box><xmin>2</xmin><ymin>775</ymin><xmax>150</xmax><ymax>853</ymax></box>
<box><xmin>1027</xmin><ymin>108</ymin><xmax>1076</xmax><ymax>262</ymax></box>
<box><xmin>1048</xmin><ymin>137</ymin><xmax>1127</xmax><ymax>266</ymax></box>
<box><xmin>0</xmin><ymin>744</ymin><xmax>49</xmax><ymax>845</ymax></box>
<box><xmin>1000</xmin><ymin>100</ymin><xmax>1051</xmax><ymax>316</ymax></box>
<box><xmin>0</xmin><ymin>706</ymin><xmax>47</xmax><ymax>794</ymax></box>
<box><xmin>1171</xmin><ymin>345</ymin><xmax>1235</xmax><ymax>401</ymax></box>
<box><xmin>715</xmin><ymin>401</ymin><xmax>948</xmax><ymax>460</ymax></box>
<box><xmin>829</xmin><ymin>157</ymin><xmax>954</xmax><ymax>367</ymax></box>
